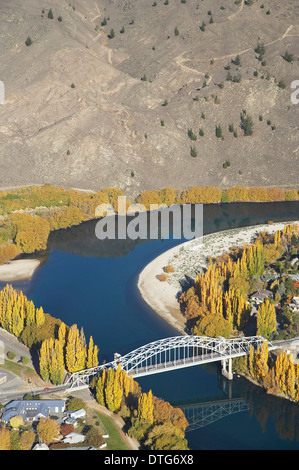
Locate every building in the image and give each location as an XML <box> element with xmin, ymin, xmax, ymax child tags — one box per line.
<box><xmin>289</xmin><ymin>296</ymin><xmax>299</xmax><ymax>313</ymax></box>
<box><xmin>63</xmin><ymin>416</ymin><xmax>78</xmax><ymax>427</ymax></box>
<box><xmin>250</xmin><ymin>290</ymin><xmax>273</xmax><ymax>305</ymax></box>
<box><xmin>64</xmin><ymin>408</ymin><xmax>86</xmax><ymax>420</ymax></box>
<box><xmin>33</xmin><ymin>442</ymin><xmax>49</xmax><ymax>450</ymax></box>
<box><xmin>63</xmin><ymin>432</ymin><xmax>86</xmax><ymax>444</ymax></box>
<box><xmin>1</xmin><ymin>399</ymin><xmax>65</xmax><ymax>424</ymax></box>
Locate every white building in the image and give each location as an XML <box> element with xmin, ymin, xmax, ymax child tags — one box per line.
<box><xmin>63</xmin><ymin>432</ymin><xmax>86</xmax><ymax>444</ymax></box>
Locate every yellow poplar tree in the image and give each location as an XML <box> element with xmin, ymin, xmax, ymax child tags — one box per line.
<box><xmin>255</xmin><ymin>341</ymin><xmax>269</xmax><ymax>382</ymax></box>
<box><xmin>138</xmin><ymin>390</ymin><xmax>154</xmax><ymax>424</ymax></box>
<box><xmin>65</xmin><ymin>324</ymin><xmax>87</xmax><ymax>373</ymax></box>
<box><xmin>257</xmin><ymin>299</ymin><xmax>276</xmax><ymax>338</ymax></box>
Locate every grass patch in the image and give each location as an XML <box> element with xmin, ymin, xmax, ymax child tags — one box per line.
<box><xmin>94</xmin><ymin>411</ymin><xmax>130</xmax><ymax>450</ymax></box>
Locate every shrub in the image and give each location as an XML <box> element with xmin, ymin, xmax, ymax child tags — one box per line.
<box><xmin>25</xmin><ymin>37</ymin><xmax>32</xmax><ymax>46</ymax></box>
<box><xmin>223</xmin><ymin>160</ymin><xmax>231</xmax><ymax>169</ymax></box>
<box><xmin>164</xmin><ymin>265</ymin><xmax>175</xmax><ymax>273</ymax></box>
<box><xmin>157</xmin><ymin>273</ymin><xmax>169</xmax><ymax>282</ymax></box>
<box><xmin>48</xmin><ymin>8</ymin><xmax>54</xmax><ymax>19</ymax></box>
<box><xmin>187</xmin><ymin>128</ymin><xmax>197</xmax><ymax>141</ymax></box>
<box><xmin>277</xmin><ymin>80</ymin><xmax>286</xmax><ymax>89</ymax></box>
<box><xmin>282</xmin><ymin>51</ymin><xmax>294</xmax><ymax>63</ymax></box>
<box><xmin>215</xmin><ymin>125</ymin><xmax>223</xmax><ymax>138</ymax></box>
<box><xmin>190</xmin><ymin>146</ymin><xmax>197</xmax><ymax>158</ymax></box>
<box><xmin>240</xmin><ymin>110</ymin><xmax>253</xmax><ymax>136</ymax></box>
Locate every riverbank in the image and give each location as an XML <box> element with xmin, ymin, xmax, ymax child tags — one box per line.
<box><xmin>138</xmin><ymin>221</ymin><xmax>299</xmax><ymax>334</ymax></box>
<box><xmin>0</xmin><ymin>259</ymin><xmax>40</xmax><ymax>282</ymax></box>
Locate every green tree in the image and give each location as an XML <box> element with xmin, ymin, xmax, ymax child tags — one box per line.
<box><xmin>240</xmin><ymin>110</ymin><xmax>253</xmax><ymax>136</ymax></box>
<box><xmin>25</xmin><ymin>37</ymin><xmax>32</xmax><ymax>46</ymax></box>
<box><xmin>48</xmin><ymin>8</ymin><xmax>54</xmax><ymax>19</ymax></box>
<box><xmin>215</xmin><ymin>124</ymin><xmax>223</xmax><ymax>138</ymax></box>
<box><xmin>190</xmin><ymin>146</ymin><xmax>197</xmax><ymax>158</ymax></box>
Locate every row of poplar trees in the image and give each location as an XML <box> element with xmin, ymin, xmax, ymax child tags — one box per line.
<box><xmin>0</xmin><ymin>284</ymin><xmax>99</xmax><ymax>385</ymax></box>
<box><xmin>0</xmin><ymin>284</ymin><xmax>45</xmax><ymax>338</ymax></box>
<box><xmin>39</xmin><ymin>323</ymin><xmax>99</xmax><ymax>385</ymax></box>
<box><xmin>246</xmin><ymin>341</ymin><xmax>299</xmax><ymax>401</ymax></box>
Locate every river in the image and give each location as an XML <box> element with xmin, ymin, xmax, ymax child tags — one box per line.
<box><xmin>2</xmin><ymin>201</ymin><xmax>299</xmax><ymax>450</ymax></box>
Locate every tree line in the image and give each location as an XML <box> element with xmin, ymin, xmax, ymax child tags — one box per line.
<box><xmin>0</xmin><ymin>184</ymin><xmax>298</xmax><ymax>264</ymax></box>
<box><xmin>236</xmin><ymin>341</ymin><xmax>299</xmax><ymax>402</ymax></box>
<box><xmin>0</xmin><ymin>285</ymin><xmax>99</xmax><ymax>385</ymax></box>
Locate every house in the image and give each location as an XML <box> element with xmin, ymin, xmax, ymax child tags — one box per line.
<box><xmin>65</xmin><ymin>408</ymin><xmax>86</xmax><ymax>420</ymax></box>
<box><xmin>63</xmin><ymin>432</ymin><xmax>86</xmax><ymax>444</ymax></box>
<box><xmin>33</xmin><ymin>442</ymin><xmax>49</xmax><ymax>450</ymax></box>
<box><xmin>289</xmin><ymin>296</ymin><xmax>299</xmax><ymax>313</ymax></box>
<box><xmin>250</xmin><ymin>290</ymin><xmax>273</xmax><ymax>305</ymax></box>
<box><xmin>63</xmin><ymin>417</ymin><xmax>78</xmax><ymax>427</ymax></box>
<box><xmin>1</xmin><ymin>399</ymin><xmax>65</xmax><ymax>424</ymax></box>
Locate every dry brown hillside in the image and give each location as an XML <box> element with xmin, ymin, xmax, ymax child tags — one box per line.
<box><xmin>0</xmin><ymin>0</ymin><xmax>298</xmax><ymax>197</ymax></box>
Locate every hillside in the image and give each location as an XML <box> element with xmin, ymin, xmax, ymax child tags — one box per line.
<box><xmin>0</xmin><ymin>0</ymin><xmax>298</xmax><ymax>197</ymax></box>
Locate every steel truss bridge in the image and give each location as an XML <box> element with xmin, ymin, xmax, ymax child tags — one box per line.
<box><xmin>64</xmin><ymin>335</ymin><xmax>275</xmax><ymax>390</ymax></box>
<box><xmin>180</xmin><ymin>399</ymin><xmax>249</xmax><ymax>431</ymax></box>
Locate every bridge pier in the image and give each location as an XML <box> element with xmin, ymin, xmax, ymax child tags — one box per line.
<box><xmin>221</xmin><ymin>358</ymin><xmax>233</xmax><ymax>380</ymax></box>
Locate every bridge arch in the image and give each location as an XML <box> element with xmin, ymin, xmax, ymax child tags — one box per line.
<box><xmin>65</xmin><ymin>335</ymin><xmax>273</xmax><ymax>389</ymax></box>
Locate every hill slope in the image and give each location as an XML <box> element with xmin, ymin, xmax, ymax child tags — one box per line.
<box><xmin>0</xmin><ymin>0</ymin><xmax>298</xmax><ymax>197</ymax></box>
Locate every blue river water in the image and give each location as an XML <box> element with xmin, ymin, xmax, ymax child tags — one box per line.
<box><xmin>3</xmin><ymin>201</ymin><xmax>299</xmax><ymax>450</ymax></box>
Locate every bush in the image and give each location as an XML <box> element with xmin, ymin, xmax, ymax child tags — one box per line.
<box><xmin>25</xmin><ymin>37</ymin><xmax>32</xmax><ymax>46</ymax></box>
<box><xmin>190</xmin><ymin>146</ymin><xmax>197</xmax><ymax>158</ymax></box>
<box><xmin>215</xmin><ymin>125</ymin><xmax>223</xmax><ymax>138</ymax></box>
<box><xmin>157</xmin><ymin>273</ymin><xmax>169</xmax><ymax>282</ymax></box>
<box><xmin>282</xmin><ymin>51</ymin><xmax>294</xmax><ymax>63</ymax></box>
<box><xmin>7</xmin><ymin>351</ymin><xmax>16</xmax><ymax>360</ymax></box>
<box><xmin>164</xmin><ymin>265</ymin><xmax>175</xmax><ymax>273</ymax></box>
<box><xmin>187</xmin><ymin>128</ymin><xmax>197</xmax><ymax>141</ymax></box>
<box><xmin>240</xmin><ymin>110</ymin><xmax>253</xmax><ymax>136</ymax></box>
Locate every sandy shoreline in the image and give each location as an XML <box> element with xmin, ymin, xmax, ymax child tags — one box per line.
<box><xmin>0</xmin><ymin>259</ymin><xmax>40</xmax><ymax>282</ymax></box>
<box><xmin>138</xmin><ymin>221</ymin><xmax>299</xmax><ymax>335</ymax></box>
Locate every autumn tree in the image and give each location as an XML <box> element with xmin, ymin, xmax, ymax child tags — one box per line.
<box><xmin>36</xmin><ymin>417</ymin><xmax>60</xmax><ymax>445</ymax></box>
<box><xmin>137</xmin><ymin>390</ymin><xmax>154</xmax><ymax>425</ymax></box>
<box><xmin>256</xmin><ymin>299</ymin><xmax>276</xmax><ymax>338</ymax></box>
<box><xmin>9</xmin><ymin>415</ymin><xmax>23</xmax><ymax>429</ymax></box>
<box><xmin>20</xmin><ymin>430</ymin><xmax>35</xmax><ymax>450</ymax></box>
<box><xmin>39</xmin><ymin>337</ymin><xmax>64</xmax><ymax>384</ymax></box>
<box><xmin>65</xmin><ymin>324</ymin><xmax>87</xmax><ymax>373</ymax></box>
<box><xmin>0</xmin><ymin>427</ymin><xmax>11</xmax><ymax>450</ymax></box>
<box><xmin>145</xmin><ymin>422</ymin><xmax>189</xmax><ymax>450</ymax></box>
<box><xmin>86</xmin><ymin>336</ymin><xmax>99</xmax><ymax>369</ymax></box>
